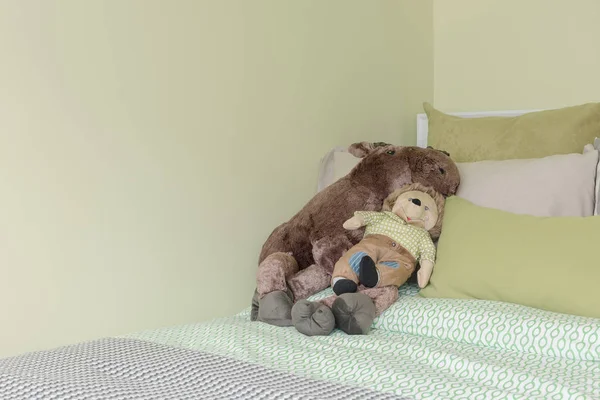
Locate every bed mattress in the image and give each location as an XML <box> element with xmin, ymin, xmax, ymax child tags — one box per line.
<box><xmin>1</xmin><ymin>286</ymin><xmax>599</xmax><ymax>400</ymax></box>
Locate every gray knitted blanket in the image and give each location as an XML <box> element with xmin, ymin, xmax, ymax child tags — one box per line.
<box><xmin>0</xmin><ymin>338</ymin><xmax>406</xmax><ymax>400</ymax></box>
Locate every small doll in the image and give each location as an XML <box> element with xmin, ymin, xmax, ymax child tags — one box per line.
<box><xmin>332</xmin><ymin>182</ymin><xmax>445</xmax><ymax>296</ymax></box>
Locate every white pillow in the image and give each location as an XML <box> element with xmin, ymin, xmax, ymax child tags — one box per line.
<box><xmin>456</xmin><ymin>150</ymin><xmax>598</xmax><ymax>217</ymax></box>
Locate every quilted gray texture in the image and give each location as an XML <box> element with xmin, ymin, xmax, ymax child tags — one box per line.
<box><xmin>0</xmin><ymin>338</ymin><xmax>407</xmax><ymax>400</ymax></box>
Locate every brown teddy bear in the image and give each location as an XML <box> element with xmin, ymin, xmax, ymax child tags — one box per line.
<box><xmin>291</xmin><ymin>183</ymin><xmax>446</xmax><ymax>336</ymax></box>
<box><xmin>251</xmin><ymin>142</ymin><xmax>460</xmax><ymax>328</ymax></box>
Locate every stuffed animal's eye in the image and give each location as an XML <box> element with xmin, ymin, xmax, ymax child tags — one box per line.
<box><xmin>439</xmin><ymin>167</ymin><xmax>445</xmax><ymax>174</ymax></box>
<box><xmin>386</xmin><ymin>150</ymin><xmax>395</xmax><ymax>155</ymax></box>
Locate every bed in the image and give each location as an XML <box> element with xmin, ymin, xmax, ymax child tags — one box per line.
<box><xmin>2</xmin><ymin>107</ymin><xmax>600</xmax><ymax>400</ymax></box>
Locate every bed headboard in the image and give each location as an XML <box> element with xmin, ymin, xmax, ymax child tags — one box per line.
<box><xmin>416</xmin><ymin>108</ymin><xmax>543</xmax><ymax>148</ymax></box>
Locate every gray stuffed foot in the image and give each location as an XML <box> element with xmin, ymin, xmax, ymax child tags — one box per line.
<box><xmin>291</xmin><ymin>300</ymin><xmax>335</xmax><ymax>336</ymax></box>
<box><xmin>331</xmin><ymin>293</ymin><xmax>376</xmax><ymax>335</ymax></box>
<box><xmin>251</xmin><ymin>289</ymin><xmax>260</xmax><ymax>321</ymax></box>
<box><xmin>257</xmin><ymin>290</ymin><xmax>294</xmax><ymax>327</ymax></box>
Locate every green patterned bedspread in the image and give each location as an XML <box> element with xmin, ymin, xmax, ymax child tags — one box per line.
<box><xmin>125</xmin><ymin>285</ymin><xmax>600</xmax><ymax>400</ymax></box>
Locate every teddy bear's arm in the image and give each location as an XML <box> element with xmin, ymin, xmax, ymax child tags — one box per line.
<box><xmin>419</xmin><ymin>234</ymin><xmax>436</xmax><ymax>262</ymax></box>
<box><xmin>342</xmin><ymin>215</ymin><xmax>365</xmax><ymax>230</ymax></box>
<box><xmin>353</xmin><ymin>210</ymin><xmax>385</xmax><ymax>225</ymax></box>
<box><xmin>417</xmin><ymin>235</ymin><xmax>436</xmax><ymax>288</ymax></box>
<box><xmin>417</xmin><ymin>260</ymin><xmax>434</xmax><ymax>289</ymax></box>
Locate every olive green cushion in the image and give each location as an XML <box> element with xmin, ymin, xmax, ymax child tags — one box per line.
<box><xmin>424</xmin><ymin>102</ymin><xmax>600</xmax><ymax>162</ymax></box>
<box><xmin>420</xmin><ymin>196</ymin><xmax>600</xmax><ymax>319</ymax></box>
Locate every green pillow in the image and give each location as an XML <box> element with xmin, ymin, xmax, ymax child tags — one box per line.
<box><xmin>420</xmin><ymin>196</ymin><xmax>600</xmax><ymax>319</ymax></box>
<box><xmin>424</xmin><ymin>102</ymin><xmax>600</xmax><ymax>162</ymax></box>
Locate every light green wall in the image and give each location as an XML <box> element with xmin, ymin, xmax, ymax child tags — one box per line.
<box><xmin>434</xmin><ymin>0</ymin><xmax>600</xmax><ymax>111</ymax></box>
<box><xmin>0</xmin><ymin>0</ymin><xmax>433</xmax><ymax>357</ymax></box>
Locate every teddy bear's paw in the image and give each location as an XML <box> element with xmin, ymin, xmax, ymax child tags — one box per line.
<box><xmin>257</xmin><ymin>290</ymin><xmax>294</xmax><ymax>327</ymax></box>
<box><xmin>331</xmin><ymin>293</ymin><xmax>376</xmax><ymax>335</ymax></box>
<box><xmin>291</xmin><ymin>300</ymin><xmax>335</xmax><ymax>336</ymax></box>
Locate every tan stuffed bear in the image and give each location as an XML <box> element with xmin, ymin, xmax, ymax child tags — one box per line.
<box><xmin>333</xmin><ymin>182</ymin><xmax>445</xmax><ymax>296</ymax></box>
<box><xmin>291</xmin><ymin>183</ymin><xmax>446</xmax><ymax>336</ymax></box>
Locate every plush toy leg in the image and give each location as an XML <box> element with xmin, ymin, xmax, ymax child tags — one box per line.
<box><xmin>257</xmin><ymin>289</ymin><xmax>295</xmax><ymax>326</ymax></box>
<box><xmin>331</xmin><ymin>293</ymin><xmax>376</xmax><ymax>335</ymax></box>
<box><xmin>291</xmin><ymin>300</ymin><xmax>335</xmax><ymax>336</ymax></box>
<box><xmin>293</xmin><ymin>292</ymin><xmax>377</xmax><ymax>335</ymax></box>
<box><xmin>255</xmin><ymin>264</ymin><xmax>328</xmax><ymax>327</ymax></box>
<box><xmin>319</xmin><ymin>287</ymin><xmax>399</xmax><ymax>335</ymax></box>
<box><xmin>332</xmin><ymin>278</ymin><xmax>357</xmax><ymax>296</ymax></box>
<box><xmin>312</xmin><ymin>235</ymin><xmax>354</xmax><ymax>273</ymax></box>
<box><xmin>287</xmin><ymin>234</ymin><xmax>355</xmax><ymax>300</ymax></box>
<box><xmin>287</xmin><ymin>264</ymin><xmax>330</xmax><ymax>300</ymax></box>
<box><xmin>256</xmin><ymin>252</ymin><xmax>299</xmax><ymax>297</ymax></box>
<box><xmin>358</xmin><ymin>256</ymin><xmax>379</xmax><ymax>288</ymax></box>
<box><xmin>251</xmin><ymin>288</ymin><xmax>295</xmax><ymax>326</ymax></box>
<box><xmin>254</xmin><ymin>252</ymin><xmax>299</xmax><ymax>327</ymax></box>
<box><xmin>251</xmin><ymin>289</ymin><xmax>259</xmax><ymax>321</ymax></box>
<box><xmin>359</xmin><ymin>286</ymin><xmax>399</xmax><ymax>316</ymax></box>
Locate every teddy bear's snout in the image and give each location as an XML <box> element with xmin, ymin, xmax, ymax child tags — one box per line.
<box><xmin>410</xmin><ymin>198</ymin><xmax>422</xmax><ymax>207</ymax></box>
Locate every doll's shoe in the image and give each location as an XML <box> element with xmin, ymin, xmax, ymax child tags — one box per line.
<box><xmin>331</xmin><ymin>292</ymin><xmax>376</xmax><ymax>335</ymax></box>
<box><xmin>332</xmin><ymin>279</ymin><xmax>358</xmax><ymax>295</ymax></box>
<box><xmin>257</xmin><ymin>290</ymin><xmax>294</xmax><ymax>327</ymax></box>
<box><xmin>291</xmin><ymin>300</ymin><xmax>335</xmax><ymax>336</ymax></box>
<box><xmin>359</xmin><ymin>256</ymin><xmax>379</xmax><ymax>288</ymax></box>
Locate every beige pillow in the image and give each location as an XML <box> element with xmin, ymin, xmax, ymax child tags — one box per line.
<box><xmin>317</xmin><ymin>148</ymin><xmax>360</xmax><ymax>191</ymax></box>
<box><xmin>593</xmin><ymin>138</ymin><xmax>600</xmax><ymax>215</ymax></box>
<box><xmin>457</xmin><ymin>150</ymin><xmax>598</xmax><ymax>217</ymax></box>
<box><xmin>317</xmin><ymin>145</ymin><xmax>599</xmax><ymax>218</ymax></box>
<box><xmin>425</xmin><ymin>102</ymin><xmax>600</xmax><ymax>162</ymax></box>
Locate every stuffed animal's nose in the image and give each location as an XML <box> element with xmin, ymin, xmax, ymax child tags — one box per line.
<box><xmin>411</xmin><ymin>198</ymin><xmax>422</xmax><ymax>206</ymax></box>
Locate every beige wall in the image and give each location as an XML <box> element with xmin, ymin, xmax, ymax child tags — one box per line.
<box><xmin>0</xmin><ymin>0</ymin><xmax>433</xmax><ymax>357</ymax></box>
<box><xmin>434</xmin><ymin>0</ymin><xmax>600</xmax><ymax>111</ymax></box>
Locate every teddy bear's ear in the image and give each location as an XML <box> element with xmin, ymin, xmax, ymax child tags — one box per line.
<box><xmin>427</xmin><ymin>145</ymin><xmax>450</xmax><ymax>157</ymax></box>
<box><xmin>348</xmin><ymin>141</ymin><xmax>392</xmax><ymax>158</ymax></box>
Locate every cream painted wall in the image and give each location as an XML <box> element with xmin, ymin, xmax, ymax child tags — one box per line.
<box><xmin>0</xmin><ymin>0</ymin><xmax>432</xmax><ymax>357</ymax></box>
<box><xmin>434</xmin><ymin>0</ymin><xmax>600</xmax><ymax>111</ymax></box>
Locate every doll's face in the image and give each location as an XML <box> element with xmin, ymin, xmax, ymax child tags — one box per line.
<box><xmin>391</xmin><ymin>190</ymin><xmax>439</xmax><ymax>231</ymax></box>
